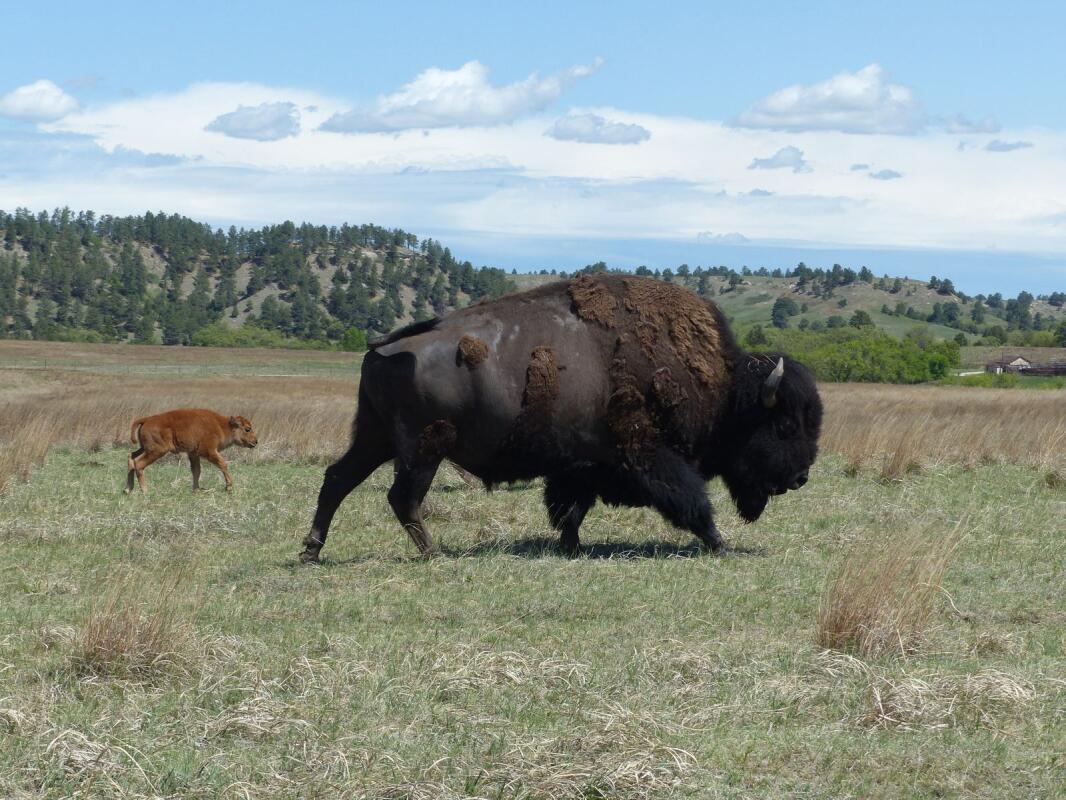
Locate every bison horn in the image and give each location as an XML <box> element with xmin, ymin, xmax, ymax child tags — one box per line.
<box><xmin>761</xmin><ymin>357</ymin><xmax>785</xmax><ymax>408</ymax></box>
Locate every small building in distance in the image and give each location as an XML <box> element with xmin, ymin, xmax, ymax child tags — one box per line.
<box><xmin>986</xmin><ymin>355</ymin><xmax>1032</xmax><ymax>374</ymax></box>
<box><xmin>985</xmin><ymin>354</ymin><xmax>1066</xmax><ymax>376</ymax></box>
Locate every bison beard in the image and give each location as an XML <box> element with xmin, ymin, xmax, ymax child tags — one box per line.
<box><xmin>301</xmin><ymin>274</ymin><xmax>822</xmax><ymax>562</ymax></box>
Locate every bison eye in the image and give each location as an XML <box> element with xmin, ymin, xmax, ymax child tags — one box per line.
<box><xmin>245</xmin><ymin>427</ymin><xmax>251</xmax><ymax>432</ymax></box>
<box><xmin>775</xmin><ymin>418</ymin><xmax>796</xmax><ymax>438</ymax></box>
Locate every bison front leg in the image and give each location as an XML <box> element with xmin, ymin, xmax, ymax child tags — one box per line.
<box><xmin>387</xmin><ymin>460</ymin><xmax>441</xmax><ymax>556</ymax></box>
<box><xmin>643</xmin><ymin>448</ymin><xmax>727</xmax><ymax>554</ymax></box>
<box><xmin>544</xmin><ymin>473</ymin><xmax>596</xmax><ymax>556</ymax></box>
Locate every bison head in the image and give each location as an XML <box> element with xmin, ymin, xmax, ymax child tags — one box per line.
<box><xmin>229</xmin><ymin>415</ymin><xmax>259</xmax><ymax>449</ymax></box>
<box><xmin>719</xmin><ymin>356</ymin><xmax>822</xmax><ymax>523</ymax></box>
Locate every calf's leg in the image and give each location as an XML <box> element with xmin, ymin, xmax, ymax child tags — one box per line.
<box><xmin>189</xmin><ymin>454</ymin><xmax>202</xmax><ymax>490</ymax></box>
<box><xmin>126</xmin><ymin>447</ymin><xmax>144</xmax><ymax>493</ymax></box>
<box><xmin>203</xmin><ymin>450</ymin><xmax>233</xmax><ymax>491</ymax></box>
<box><xmin>301</xmin><ymin>420</ymin><xmax>393</xmax><ymax>563</ymax></box>
<box><xmin>544</xmin><ymin>473</ymin><xmax>597</xmax><ymax>556</ymax></box>
<box><xmin>131</xmin><ymin>449</ymin><xmax>165</xmax><ymax>495</ymax></box>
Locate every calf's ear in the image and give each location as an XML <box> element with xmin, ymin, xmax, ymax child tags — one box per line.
<box><xmin>228</xmin><ymin>416</ymin><xmax>240</xmax><ymax>428</ymax></box>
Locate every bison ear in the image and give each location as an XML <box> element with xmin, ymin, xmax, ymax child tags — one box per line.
<box><xmin>228</xmin><ymin>416</ymin><xmax>240</xmax><ymax>429</ymax></box>
<box><xmin>761</xmin><ymin>358</ymin><xmax>785</xmax><ymax>408</ymax></box>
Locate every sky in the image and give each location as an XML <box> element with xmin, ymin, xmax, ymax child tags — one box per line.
<box><xmin>2</xmin><ymin>0</ymin><xmax>1065</xmax><ymax>293</ymax></box>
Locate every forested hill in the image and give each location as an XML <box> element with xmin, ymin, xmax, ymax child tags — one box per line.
<box><xmin>2</xmin><ymin>207</ymin><xmax>1064</xmax><ymax>352</ymax></box>
<box><xmin>0</xmin><ymin>208</ymin><xmax>515</xmax><ymax>346</ymax></box>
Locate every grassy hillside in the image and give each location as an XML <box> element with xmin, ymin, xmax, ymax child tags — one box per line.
<box><xmin>517</xmin><ymin>270</ymin><xmax>1065</xmax><ymax>346</ymax></box>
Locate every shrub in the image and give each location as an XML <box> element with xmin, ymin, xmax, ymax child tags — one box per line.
<box><xmin>340</xmin><ymin>326</ymin><xmax>368</xmax><ymax>352</ymax></box>
<box><xmin>190</xmin><ymin>321</ymin><xmax>330</xmax><ymax>350</ymax></box>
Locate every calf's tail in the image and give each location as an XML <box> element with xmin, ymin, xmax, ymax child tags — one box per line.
<box><xmin>130</xmin><ymin>417</ymin><xmax>146</xmax><ymax>445</ymax></box>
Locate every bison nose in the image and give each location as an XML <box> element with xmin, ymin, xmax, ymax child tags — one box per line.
<box><xmin>789</xmin><ymin>470</ymin><xmax>809</xmax><ymax>490</ymax></box>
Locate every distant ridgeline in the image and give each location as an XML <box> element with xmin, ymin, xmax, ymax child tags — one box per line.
<box><xmin>1</xmin><ymin>209</ymin><xmax>1064</xmax><ymax>372</ymax></box>
<box><xmin>0</xmin><ymin>208</ymin><xmax>515</xmax><ymax>348</ymax></box>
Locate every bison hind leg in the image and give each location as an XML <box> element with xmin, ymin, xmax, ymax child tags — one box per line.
<box><xmin>301</xmin><ymin>418</ymin><xmax>394</xmax><ymax>563</ymax></box>
<box><xmin>387</xmin><ymin>459</ymin><xmax>442</xmax><ymax>556</ymax></box>
<box><xmin>544</xmin><ymin>472</ymin><xmax>597</xmax><ymax>556</ymax></box>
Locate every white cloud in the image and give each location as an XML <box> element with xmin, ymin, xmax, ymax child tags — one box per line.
<box><xmin>696</xmin><ymin>231</ymin><xmax>749</xmax><ymax>244</ymax></box>
<box><xmin>748</xmin><ymin>145</ymin><xmax>811</xmax><ymax>173</ymax></box>
<box><xmin>985</xmin><ymin>139</ymin><xmax>1033</xmax><ymax>152</ymax></box>
<box><xmin>321</xmin><ymin>59</ymin><xmax>603</xmax><ymax>133</ymax></box>
<box><xmin>869</xmin><ymin>168</ymin><xmax>903</xmax><ymax>180</ymax></box>
<box><xmin>20</xmin><ymin>76</ymin><xmax>1066</xmax><ymax>258</ymax></box>
<box><xmin>546</xmin><ymin>112</ymin><xmax>650</xmax><ymax>144</ymax></box>
<box><xmin>205</xmin><ymin>101</ymin><xmax>300</xmax><ymax>141</ymax></box>
<box><xmin>0</xmin><ymin>79</ymin><xmax>78</xmax><ymax>122</ymax></box>
<box><xmin>942</xmin><ymin>113</ymin><xmax>1000</xmax><ymax>134</ymax></box>
<box><xmin>734</xmin><ymin>64</ymin><xmax>922</xmax><ymax>135</ymax></box>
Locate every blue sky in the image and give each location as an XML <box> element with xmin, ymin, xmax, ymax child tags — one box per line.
<box><xmin>2</xmin><ymin>1</ymin><xmax>1065</xmax><ymax>292</ymax></box>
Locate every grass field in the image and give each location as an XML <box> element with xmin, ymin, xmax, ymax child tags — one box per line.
<box><xmin>1</xmin><ymin>342</ymin><xmax>1064</xmax><ymax>798</ymax></box>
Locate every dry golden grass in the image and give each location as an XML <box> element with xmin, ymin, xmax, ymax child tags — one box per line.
<box><xmin>816</xmin><ymin>521</ymin><xmax>962</xmax><ymax>657</ymax></box>
<box><xmin>861</xmin><ymin>669</ymin><xmax>1035</xmax><ymax>731</ymax></box>
<box><xmin>820</xmin><ymin>383</ymin><xmax>1066</xmax><ymax>476</ymax></box>
<box><xmin>2</xmin><ymin>342</ymin><xmax>1065</xmax><ymax>493</ymax></box>
<box><xmin>0</xmin><ymin>372</ymin><xmax>358</xmax><ymax>491</ymax></box>
<box><xmin>69</xmin><ymin>576</ymin><xmax>194</xmax><ymax>678</ymax></box>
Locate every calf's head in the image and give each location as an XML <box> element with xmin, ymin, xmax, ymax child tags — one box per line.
<box><xmin>228</xmin><ymin>415</ymin><xmax>259</xmax><ymax>448</ymax></box>
<box><xmin>721</xmin><ymin>356</ymin><xmax>822</xmax><ymax>523</ymax></box>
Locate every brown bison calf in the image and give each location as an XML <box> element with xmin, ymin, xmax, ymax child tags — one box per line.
<box><xmin>126</xmin><ymin>408</ymin><xmax>258</xmax><ymax>494</ymax></box>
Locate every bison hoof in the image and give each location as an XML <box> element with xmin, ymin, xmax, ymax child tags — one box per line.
<box><xmin>559</xmin><ymin>540</ymin><xmax>582</xmax><ymax>558</ymax></box>
<box><xmin>298</xmin><ymin>549</ymin><xmax>321</xmax><ymax>564</ymax></box>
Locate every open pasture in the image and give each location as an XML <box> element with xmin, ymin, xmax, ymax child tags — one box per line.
<box><xmin>0</xmin><ymin>342</ymin><xmax>1064</xmax><ymax>798</ymax></box>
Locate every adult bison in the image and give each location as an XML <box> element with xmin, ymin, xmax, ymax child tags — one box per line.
<box><xmin>301</xmin><ymin>274</ymin><xmax>821</xmax><ymax>561</ymax></box>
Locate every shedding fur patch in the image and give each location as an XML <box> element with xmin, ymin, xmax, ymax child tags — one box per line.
<box><xmin>651</xmin><ymin>367</ymin><xmax>687</xmax><ymax>409</ymax></box>
<box><xmin>499</xmin><ymin>346</ymin><xmax>561</xmax><ymax>463</ymax></box>
<box><xmin>568</xmin><ymin>275</ymin><xmax>618</xmax><ymax>328</ymax></box>
<box><xmin>621</xmin><ymin>278</ymin><xmax>724</xmax><ymax>386</ymax></box>
<box><xmin>418</xmin><ymin>419</ymin><xmax>458</xmax><ymax>458</ymax></box>
<box><xmin>608</xmin><ymin>354</ymin><xmax>657</xmax><ymax>462</ymax></box>
<box><xmin>522</xmin><ymin>346</ymin><xmax>560</xmax><ymax>414</ymax></box>
<box><xmin>456</xmin><ymin>334</ymin><xmax>489</xmax><ymax>367</ymax></box>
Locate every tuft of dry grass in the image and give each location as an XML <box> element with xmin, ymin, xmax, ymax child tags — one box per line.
<box><xmin>862</xmin><ymin>669</ymin><xmax>1034</xmax><ymax>731</ymax></box>
<box><xmin>816</xmin><ymin>522</ymin><xmax>962</xmax><ymax>657</ymax></box>
<box><xmin>69</xmin><ymin>576</ymin><xmax>194</xmax><ymax>678</ymax></box>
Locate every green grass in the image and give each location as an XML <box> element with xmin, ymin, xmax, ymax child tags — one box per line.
<box><xmin>1</xmin><ymin>450</ymin><xmax>1063</xmax><ymax>798</ymax></box>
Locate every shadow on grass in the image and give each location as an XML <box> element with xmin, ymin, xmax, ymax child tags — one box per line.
<box><xmin>286</xmin><ymin>536</ymin><xmax>765</xmax><ymax>567</ymax></box>
<box><xmin>452</xmin><ymin>536</ymin><xmax>766</xmax><ymax>560</ymax></box>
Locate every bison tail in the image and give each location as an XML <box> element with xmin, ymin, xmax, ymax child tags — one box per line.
<box><xmin>130</xmin><ymin>417</ymin><xmax>146</xmax><ymax>445</ymax></box>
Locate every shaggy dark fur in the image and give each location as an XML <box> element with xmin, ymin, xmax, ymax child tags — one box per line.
<box><xmin>301</xmin><ymin>274</ymin><xmax>823</xmax><ymax>562</ymax></box>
